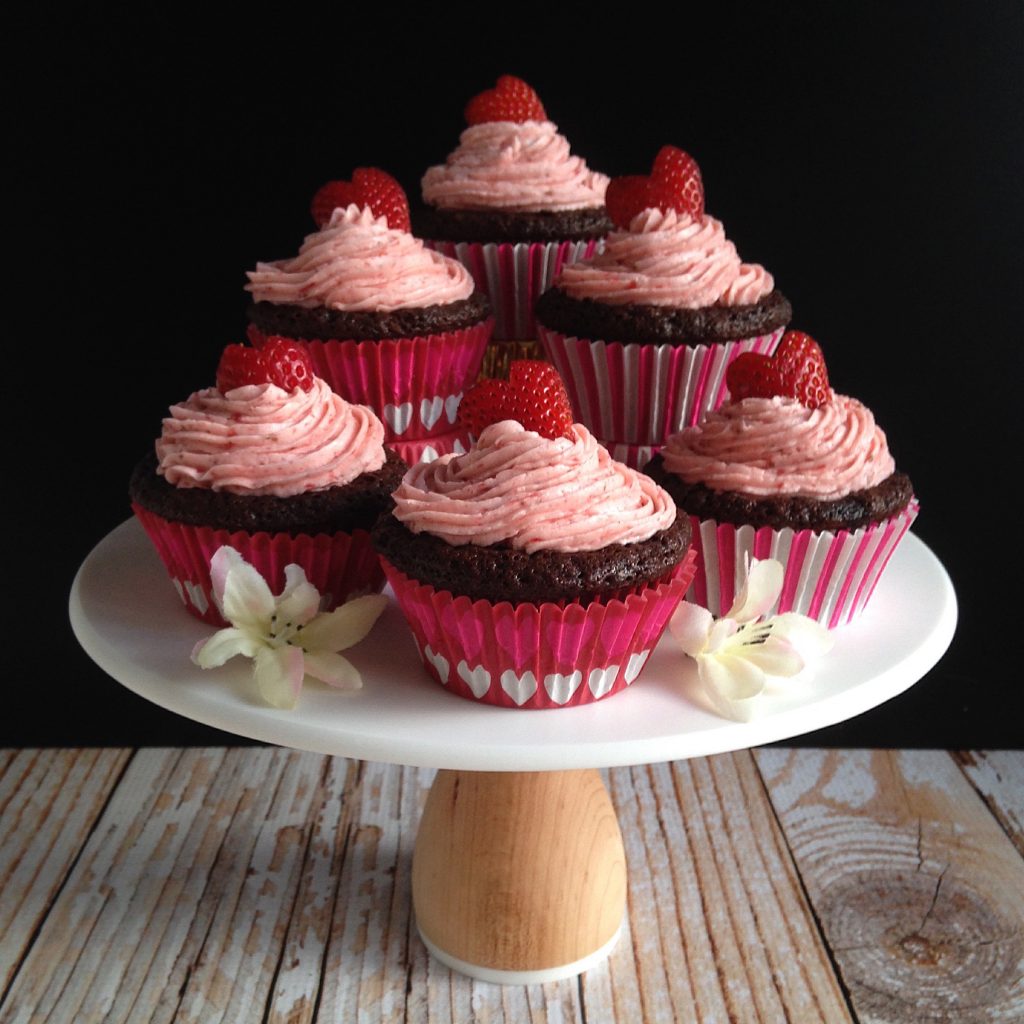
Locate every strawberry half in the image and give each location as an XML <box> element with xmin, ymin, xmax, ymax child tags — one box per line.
<box><xmin>725</xmin><ymin>330</ymin><xmax>832</xmax><ymax>409</ymax></box>
<box><xmin>459</xmin><ymin>360</ymin><xmax>575</xmax><ymax>441</ymax></box>
<box><xmin>605</xmin><ymin>145</ymin><xmax>705</xmax><ymax>229</ymax></box>
<box><xmin>215</xmin><ymin>340</ymin><xmax>315</xmax><ymax>394</ymax></box>
<box><xmin>464</xmin><ymin>75</ymin><xmax>546</xmax><ymax>125</ymax></box>
<box><xmin>310</xmin><ymin>167</ymin><xmax>412</xmax><ymax>232</ymax></box>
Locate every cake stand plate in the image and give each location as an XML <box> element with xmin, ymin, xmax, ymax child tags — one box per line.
<box><xmin>69</xmin><ymin>518</ymin><xmax>957</xmax><ymax>983</ymax></box>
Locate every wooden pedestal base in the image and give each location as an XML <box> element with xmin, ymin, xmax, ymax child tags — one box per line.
<box><xmin>412</xmin><ymin>768</ymin><xmax>627</xmax><ymax>983</ymax></box>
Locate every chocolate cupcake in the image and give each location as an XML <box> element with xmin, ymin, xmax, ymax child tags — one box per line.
<box><xmin>247</xmin><ymin>184</ymin><xmax>493</xmax><ymax>462</ymax></box>
<box><xmin>373</xmin><ymin>361</ymin><xmax>697</xmax><ymax>709</ymax></box>
<box><xmin>536</xmin><ymin>146</ymin><xmax>792</xmax><ymax>468</ymax></box>
<box><xmin>646</xmin><ymin>332</ymin><xmax>918</xmax><ymax>628</ymax></box>
<box><xmin>130</xmin><ymin>341</ymin><xmax>406</xmax><ymax>625</ymax></box>
<box><xmin>416</xmin><ymin>75</ymin><xmax>611</xmax><ymax>355</ymax></box>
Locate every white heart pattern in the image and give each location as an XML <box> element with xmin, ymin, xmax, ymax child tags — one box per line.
<box><xmin>383</xmin><ymin>402</ymin><xmax>413</xmax><ymax>435</ymax></box>
<box><xmin>544</xmin><ymin>671</ymin><xmax>583</xmax><ymax>705</ymax></box>
<box><xmin>452</xmin><ymin>438</ymin><xmax>467</xmax><ymax>455</ymax></box>
<box><xmin>588</xmin><ymin>665</ymin><xmax>620</xmax><ymax>700</ymax></box>
<box><xmin>500</xmin><ymin>669</ymin><xmax>538</xmax><ymax>706</ymax></box>
<box><xmin>624</xmin><ymin>650</ymin><xmax>651</xmax><ymax>685</ymax></box>
<box><xmin>444</xmin><ymin>393</ymin><xmax>462</xmax><ymax>424</ymax></box>
<box><xmin>420</xmin><ymin>396</ymin><xmax>443</xmax><ymax>431</ymax></box>
<box><xmin>181</xmin><ymin>580</ymin><xmax>209</xmax><ymax>615</ymax></box>
<box><xmin>419</xmin><ymin>446</ymin><xmax>439</xmax><ymax>463</ymax></box>
<box><xmin>457</xmin><ymin>660</ymin><xmax>492</xmax><ymax>699</ymax></box>
<box><xmin>424</xmin><ymin>645</ymin><xmax>450</xmax><ymax>684</ymax></box>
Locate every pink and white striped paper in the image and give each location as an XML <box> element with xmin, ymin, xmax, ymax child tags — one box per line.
<box><xmin>426</xmin><ymin>239</ymin><xmax>602</xmax><ymax>341</ymax></box>
<box><xmin>686</xmin><ymin>501</ymin><xmax>920</xmax><ymax>629</ymax></box>
<box><xmin>537</xmin><ymin>327</ymin><xmax>784</xmax><ymax>446</ymax></box>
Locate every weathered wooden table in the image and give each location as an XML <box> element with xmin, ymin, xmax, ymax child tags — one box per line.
<box><xmin>2</xmin><ymin>747</ymin><xmax>1021</xmax><ymax>1023</ymax></box>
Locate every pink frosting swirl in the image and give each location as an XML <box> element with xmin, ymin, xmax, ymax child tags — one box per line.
<box><xmin>660</xmin><ymin>394</ymin><xmax>896</xmax><ymax>499</ymax></box>
<box><xmin>245</xmin><ymin>205</ymin><xmax>474</xmax><ymax>312</ymax></box>
<box><xmin>392</xmin><ymin>421</ymin><xmax>676</xmax><ymax>552</ymax></box>
<box><xmin>556</xmin><ymin>207</ymin><xmax>774</xmax><ymax>307</ymax></box>
<box><xmin>421</xmin><ymin>120</ymin><xmax>609</xmax><ymax>212</ymax></box>
<box><xmin>156</xmin><ymin>378</ymin><xmax>386</xmax><ymax>497</ymax></box>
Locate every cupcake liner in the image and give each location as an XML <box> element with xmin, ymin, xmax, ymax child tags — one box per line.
<box><xmin>247</xmin><ymin>320</ymin><xmax>492</xmax><ymax>441</ymax></box>
<box><xmin>604</xmin><ymin>441</ymin><xmax>663</xmax><ymax>472</ymax></box>
<box><xmin>132</xmin><ymin>504</ymin><xmax>385</xmax><ymax>627</ymax></box>
<box><xmin>380</xmin><ymin>550</ymin><xmax>697</xmax><ymax>710</ymax></box>
<box><xmin>426</xmin><ymin>239</ymin><xmax>601</xmax><ymax>342</ymax></box>
<box><xmin>687</xmin><ymin>501</ymin><xmax>920</xmax><ymax>629</ymax></box>
<box><xmin>386</xmin><ymin>425</ymin><xmax>473</xmax><ymax>466</ymax></box>
<box><xmin>537</xmin><ymin>327</ymin><xmax>784</xmax><ymax>446</ymax></box>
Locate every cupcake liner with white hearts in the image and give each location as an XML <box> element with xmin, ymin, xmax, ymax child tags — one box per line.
<box><xmin>426</xmin><ymin>240</ymin><xmax>601</xmax><ymax>342</ymax></box>
<box><xmin>247</xmin><ymin>321</ymin><xmax>492</xmax><ymax>442</ymax></box>
<box><xmin>381</xmin><ymin>551</ymin><xmax>697</xmax><ymax>709</ymax></box>
<box><xmin>687</xmin><ymin>501</ymin><xmax>920</xmax><ymax>629</ymax></box>
<box><xmin>132</xmin><ymin>504</ymin><xmax>384</xmax><ymax>627</ymax></box>
<box><xmin>538</xmin><ymin>326</ymin><xmax>784</xmax><ymax>447</ymax></box>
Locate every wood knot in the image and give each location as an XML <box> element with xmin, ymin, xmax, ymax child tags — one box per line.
<box><xmin>817</xmin><ymin>869</ymin><xmax>1022</xmax><ymax>1021</ymax></box>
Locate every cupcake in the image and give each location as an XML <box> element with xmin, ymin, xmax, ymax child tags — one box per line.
<box><xmin>644</xmin><ymin>331</ymin><xmax>918</xmax><ymax>628</ymax></box>
<box><xmin>372</xmin><ymin>360</ymin><xmax>697</xmax><ymax>709</ymax></box>
<box><xmin>247</xmin><ymin>169</ymin><xmax>492</xmax><ymax>461</ymax></box>
<box><xmin>535</xmin><ymin>146</ymin><xmax>792</xmax><ymax>468</ymax></box>
<box><xmin>130</xmin><ymin>340</ymin><xmax>406</xmax><ymax>625</ymax></box>
<box><xmin>415</xmin><ymin>75</ymin><xmax>611</xmax><ymax>363</ymax></box>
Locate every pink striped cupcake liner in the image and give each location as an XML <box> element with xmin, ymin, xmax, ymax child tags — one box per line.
<box><xmin>247</xmin><ymin>320</ymin><xmax>492</xmax><ymax>442</ymax></box>
<box><xmin>605</xmin><ymin>441</ymin><xmax>663</xmax><ymax>472</ymax></box>
<box><xmin>426</xmin><ymin>239</ymin><xmax>601</xmax><ymax>341</ymax></box>
<box><xmin>537</xmin><ymin>327</ymin><xmax>784</xmax><ymax>446</ymax></box>
<box><xmin>381</xmin><ymin>549</ymin><xmax>697</xmax><ymax>710</ymax></box>
<box><xmin>386</xmin><ymin>425</ymin><xmax>473</xmax><ymax>466</ymax></box>
<box><xmin>687</xmin><ymin>501</ymin><xmax>920</xmax><ymax>629</ymax></box>
<box><xmin>132</xmin><ymin>504</ymin><xmax>385</xmax><ymax>627</ymax></box>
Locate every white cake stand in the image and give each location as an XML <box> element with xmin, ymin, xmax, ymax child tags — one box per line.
<box><xmin>70</xmin><ymin>519</ymin><xmax>956</xmax><ymax>984</ymax></box>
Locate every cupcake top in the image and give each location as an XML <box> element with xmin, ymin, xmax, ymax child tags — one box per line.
<box><xmin>421</xmin><ymin>75</ymin><xmax>608</xmax><ymax>214</ymax></box>
<box><xmin>555</xmin><ymin>206</ymin><xmax>774</xmax><ymax>308</ymax></box>
<box><xmin>392</xmin><ymin>420</ymin><xmax>676</xmax><ymax>553</ymax></box>
<box><xmin>660</xmin><ymin>393</ymin><xmax>895</xmax><ymax>501</ymax></box>
<box><xmin>156</xmin><ymin>342</ymin><xmax>387</xmax><ymax>498</ymax></box>
<box><xmin>246</xmin><ymin>205</ymin><xmax>474</xmax><ymax>313</ymax></box>
<box><xmin>422</xmin><ymin>120</ymin><xmax>609</xmax><ymax>213</ymax></box>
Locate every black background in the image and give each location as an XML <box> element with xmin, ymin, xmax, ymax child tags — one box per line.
<box><xmin>13</xmin><ymin>5</ymin><xmax>1022</xmax><ymax>749</ymax></box>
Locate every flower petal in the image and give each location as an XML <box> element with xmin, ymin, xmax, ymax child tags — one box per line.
<box><xmin>670</xmin><ymin>602</ymin><xmax>714</xmax><ymax>656</ymax></box>
<box><xmin>732</xmin><ymin>631</ymin><xmax>807</xmax><ymax>678</ymax></box>
<box><xmin>771</xmin><ymin>613</ymin><xmax>835</xmax><ymax>660</ymax></box>
<box><xmin>254</xmin><ymin>645</ymin><xmax>305</xmax><ymax>709</ymax></box>
<box><xmin>218</xmin><ymin>553</ymin><xmax>276</xmax><ymax>629</ymax></box>
<box><xmin>191</xmin><ymin>627</ymin><xmax>262</xmax><ymax>668</ymax></box>
<box><xmin>698</xmin><ymin>654</ymin><xmax>767</xmax><ymax>722</ymax></box>
<box><xmin>303</xmin><ymin>651</ymin><xmax>363</xmax><ymax>691</ymax></box>
<box><xmin>276</xmin><ymin>564</ymin><xmax>322</xmax><ymax>626</ymax></box>
<box><xmin>725</xmin><ymin>557</ymin><xmax>784</xmax><ymax>623</ymax></box>
<box><xmin>297</xmin><ymin>594</ymin><xmax>388</xmax><ymax>653</ymax></box>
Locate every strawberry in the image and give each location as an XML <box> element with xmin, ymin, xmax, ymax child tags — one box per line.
<box><xmin>459</xmin><ymin>360</ymin><xmax>575</xmax><ymax>441</ymax></box>
<box><xmin>605</xmin><ymin>145</ymin><xmax>705</xmax><ymax>229</ymax></box>
<box><xmin>773</xmin><ymin>331</ymin><xmax>831</xmax><ymax>409</ymax></box>
<box><xmin>216</xmin><ymin>344</ymin><xmax>268</xmax><ymax>393</ymax></box>
<box><xmin>215</xmin><ymin>341</ymin><xmax>315</xmax><ymax>394</ymax></box>
<box><xmin>464</xmin><ymin>75</ymin><xmax>546</xmax><ymax>125</ymax></box>
<box><xmin>725</xmin><ymin>330</ymin><xmax>832</xmax><ymax>409</ymax></box>
<box><xmin>725</xmin><ymin>352</ymin><xmax>785</xmax><ymax>402</ymax></box>
<box><xmin>310</xmin><ymin>167</ymin><xmax>411</xmax><ymax>232</ymax></box>
<box><xmin>261</xmin><ymin>338</ymin><xmax>315</xmax><ymax>392</ymax></box>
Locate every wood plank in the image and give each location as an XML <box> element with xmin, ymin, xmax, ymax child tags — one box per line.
<box><xmin>954</xmin><ymin>751</ymin><xmax>1024</xmax><ymax>857</ymax></box>
<box><xmin>0</xmin><ymin>748</ymin><xmax>132</xmax><ymax>994</ymax></box>
<box><xmin>755</xmin><ymin>749</ymin><xmax>1024</xmax><ymax>1024</ymax></box>
<box><xmin>598</xmin><ymin>754</ymin><xmax>852</xmax><ymax>1024</ymax></box>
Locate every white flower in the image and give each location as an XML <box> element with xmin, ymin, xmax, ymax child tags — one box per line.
<box><xmin>670</xmin><ymin>559</ymin><xmax>834</xmax><ymax>722</ymax></box>
<box><xmin>191</xmin><ymin>546</ymin><xmax>388</xmax><ymax>709</ymax></box>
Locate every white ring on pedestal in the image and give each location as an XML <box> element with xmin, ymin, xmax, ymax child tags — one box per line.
<box><xmin>416</xmin><ymin>922</ymin><xmax>623</xmax><ymax>985</ymax></box>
